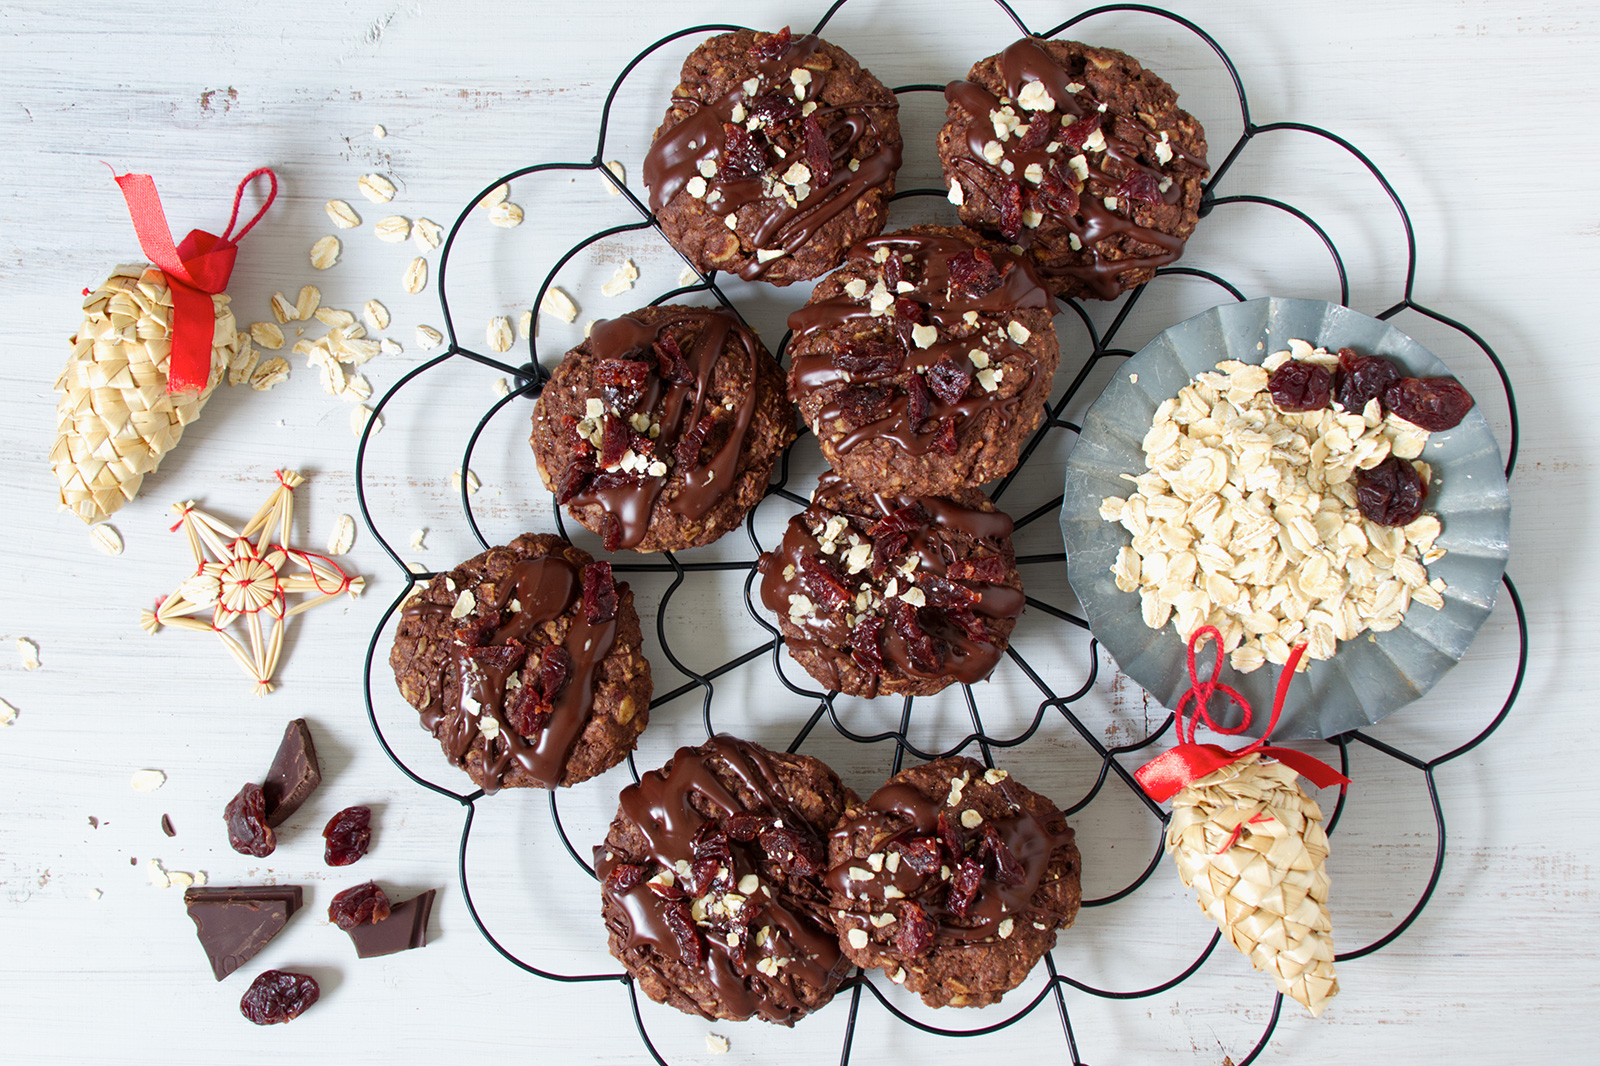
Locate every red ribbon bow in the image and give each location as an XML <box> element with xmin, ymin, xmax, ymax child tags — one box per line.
<box><xmin>113</xmin><ymin>168</ymin><xmax>278</xmax><ymax>394</ymax></box>
<box><xmin>1133</xmin><ymin>626</ymin><xmax>1350</xmax><ymax>803</ymax></box>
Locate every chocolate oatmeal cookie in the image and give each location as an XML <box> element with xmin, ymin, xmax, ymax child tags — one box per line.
<box><xmin>389</xmin><ymin>534</ymin><xmax>651</xmax><ymax>792</ymax></box>
<box><xmin>643</xmin><ymin>27</ymin><xmax>902</xmax><ymax>285</ymax></box>
<box><xmin>787</xmin><ymin>226</ymin><xmax>1060</xmax><ymax>497</ymax></box>
<box><xmin>597</xmin><ymin>736</ymin><xmax>859</xmax><ymax>1025</ymax></box>
<box><xmin>826</xmin><ymin>756</ymin><xmax>1081</xmax><ymax>1008</ymax></box>
<box><xmin>757</xmin><ymin>474</ymin><xmax>1024</xmax><ymax>698</ymax></box>
<box><xmin>530</xmin><ymin>305</ymin><xmax>795</xmax><ymax>553</ymax></box>
<box><xmin>938</xmin><ymin>37</ymin><xmax>1208</xmax><ymax>301</ymax></box>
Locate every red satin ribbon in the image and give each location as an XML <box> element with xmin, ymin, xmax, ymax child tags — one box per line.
<box><xmin>113</xmin><ymin>168</ymin><xmax>278</xmax><ymax>393</ymax></box>
<box><xmin>1134</xmin><ymin>626</ymin><xmax>1350</xmax><ymax>803</ymax></box>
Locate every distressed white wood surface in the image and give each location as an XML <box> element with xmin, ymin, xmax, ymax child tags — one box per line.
<box><xmin>1</xmin><ymin>0</ymin><xmax>1597</xmax><ymax>1062</ymax></box>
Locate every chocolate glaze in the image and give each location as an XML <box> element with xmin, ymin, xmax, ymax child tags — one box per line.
<box><xmin>826</xmin><ymin>777</ymin><xmax>1077</xmax><ymax>943</ymax></box>
<box><xmin>597</xmin><ymin>737</ymin><xmax>848</xmax><ymax>1024</ymax></box>
<box><xmin>787</xmin><ymin>232</ymin><xmax>1056</xmax><ymax>457</ymax></box>
<box><xmin>643</xmin><ymin>32</ymin><xmax>901</xmax><ymax>280</ymax></box>
<box><xmin>408</xmin><ymin>556</ymin><xmax>619</xmax><ymax>792</ymax></box>
<box><xmin>563</xmin><ymin>309</ymin><xmax>763</xmax><ymax>551</ymax></box>
<box><xmin>945</xmin><ymin>38</ymin><xmax>1208</xmax><ymax>298</ymax></box>
<box><xmin>758</xmin><ymin>474</ymin><xmax>1024</xmax><ymax>692</ymax></box>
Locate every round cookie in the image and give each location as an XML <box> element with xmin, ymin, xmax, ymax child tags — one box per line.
<box><xmin>388</xmin><ymin>534</ymin><xmax>651</xmax><ymax>792</ymax></box>
<box><xmin>530</xmin><ymin>305</ymin><xmax>796</xmax><ymax>553</ymax></box>
<box><xmin>786</xmin><ymin>226</ymin><xmax>1060</xmax><ymax>497</ymax></box>
<box><xmin>825</xmin><ymin>756</ymin><xmax>1081</xmax><ymax>1008</ymax></box>
<box><xmin>597</xmin><ymin>735</ymin><xmax>859</xmax><ymax>1026</ymax></box>
<box><xmin>938</xmin><ymin>37</ymin><xmax>1209</xmax><ymax>301</ymax></box>
<box><xmin>643</xmin><ymin>27</ymin><xmax>902</xmax><ymax>286</ymax></box>
<box><xmin>757</xmin><ymin>474</ymin><xmax>1024</xmax><ymax>699</ymax></box>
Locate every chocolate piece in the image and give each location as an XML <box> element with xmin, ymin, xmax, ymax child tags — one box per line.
<box><xmin>262</xmin><ymin>718</ymin><xmax>321</xmax><ymax>827</ymax></box>
<box><xmin>345</xmin><ymin>889</ymin><xmax>437</xmax><ymax>958</ymax></box>
<box><xmin>160</xmin><ymin>814</ymin><xmax>175</xmax><ymax>837</ymax></box>
<box><xmin>183</xmin><ymin>885</ymin><xmax>304</xmax><ymax>982</ymax></box>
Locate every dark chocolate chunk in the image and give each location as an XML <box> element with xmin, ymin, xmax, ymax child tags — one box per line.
<box><xmin>345</xmin><ymin>889</ymin><xmax>437</xmax><ymax>958</ymax></box>
<box><xmin>160</xmin><ymin>814</ymin><xmax>175</xmax><ymax>837</ymax></box>
<box><xmin>262</xmin><ymin>718</ymin><xmax>322</xmax><ymax>828</ymax></box>
<box><xmin>183</xmin><ymin>885</ymin><xmax>304</xmax><ymax>982</ymax></box>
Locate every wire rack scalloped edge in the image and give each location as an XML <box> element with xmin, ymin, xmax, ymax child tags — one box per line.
<box><xmin>352</xmin><ymin>2</ymin><xmax>1529</xmax><ymax>1063</ymax></box>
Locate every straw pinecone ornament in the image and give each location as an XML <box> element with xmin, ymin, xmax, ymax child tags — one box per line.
<box><xmin>1135</xmin><ymin>628</ymin><xmax>1349</xmax><ymax>1017</ymax></box>
<box><xmin>50</xmin><ymin>169</ymin><xmax>277</xmax><ymax>523</ymax></box>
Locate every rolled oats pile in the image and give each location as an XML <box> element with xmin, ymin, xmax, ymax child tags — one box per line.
<box><xmin>1099</xmin><ymin>342</ymin><xmax>1448</xmax><ymax>674</ymax></box>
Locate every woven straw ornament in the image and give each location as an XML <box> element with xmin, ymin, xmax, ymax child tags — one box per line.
<box><xmin>51</xmin><ymin>264</ymin><xmax>235</xmax><ymax>523</ymax></box>
<box><xmin>1166</xmin><ymin>751</ymin><xmax>1338</xmax><ymax>1016</ymax></box>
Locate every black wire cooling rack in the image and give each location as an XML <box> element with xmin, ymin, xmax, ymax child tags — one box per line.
<box><xmin>353</xmin><ymin>2</ymin><xmax>1528</xmax><ymax>1062</ymax></box>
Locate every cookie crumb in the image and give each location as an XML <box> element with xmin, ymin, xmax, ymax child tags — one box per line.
<box><xmin>705</xmin><ymin>1033</ymin><xmax>729</xmax><ymax>1055</ymax></box>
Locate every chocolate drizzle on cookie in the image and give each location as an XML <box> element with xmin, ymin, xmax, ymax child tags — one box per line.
<box><xmin>825</xmin><ymin>772</ymin><xmax>1078</xmax><ymax>946</ymax></box>
<box><xmin>643</xmin><ymin>29</ymin><xmax>902</xmax><ymax>280</ymax></box>
<box><xmin>596</xmin><ymin>736</ymin><xmax>849</xmax><ymax>1025</ymax></box>
<box><xmin>758</xmin><ymin>474</ymin><xmax>1024</xmax><ymax>694</ymax></box>
<box><xmin>556</xmin><ymin>309</ymin><xmax>763</xmax><ymax>551</ymax></box>
<box><xmin>787</xmin><ymin>232</ymin><xmax>1056</xmax><ymax>459</ymax></box>
<box><xmin>944</xmin><ymin>37</ymin><xmax>1208</xmax><ymax>298</ymax></box>
<box><xmin>405</xmin><ymin>556</ymin><xmax>622</xmax><ymax>791</ymax></box>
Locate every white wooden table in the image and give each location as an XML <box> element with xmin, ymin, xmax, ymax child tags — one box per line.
<box><xmin>3</xmin><ymin>1</ymin><xmax>1596</xmax><ymax>1062</ymax></box>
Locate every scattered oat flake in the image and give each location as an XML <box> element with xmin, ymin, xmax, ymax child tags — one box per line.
<box><xmin>406</xmin><ymin>561</ymin><xmax>428</xmax><ymax>574</ymax></box>
<box><xmin>409</xmin><ymin>529</ymin><xmax>428</xmax><ymax>551</ymax></box>
<box><xmin>358</xmin><ymin>173</ymin><xmax>396</xmax><ymax>203</ymax></box>
<box><xmin>375</xmin><ymin>215</ymin><xmax>411</xmax><ymax>243</ymax></box>
<box><xmin>296</xmin><ymin>285</ymin><xmax>321</xmax><ymax>321</ymax></box>
<box><xmin>250</xmin><ymin>322</ymin><xmax>285</xmax><ymax>350</ymax></box>
<box><xmin>16</xmin><ymin>639</ymin><xmax>39</xmax><ymax>670</ymax></box>
<box><xmin>518</xmin><ymin>309</ymin><xmax>533</xmax><ymax>341</ymax></box>
<box><xmin>450</xmin><ymin>469</ymin><xmax>482</xmax><ymax>495</ymax></box>
<box><xmin>327</xmin><ymin>514</ymin><xmax>356</xmax><ymax>556</ymax></box>
<box><xmin>88</xmin><ymin>888</ymin><xmax>102</xmax><ymax>900</ymax></box>
<box><xmin>403</xmin><ymin>256</ymin><xmax>428</xmax><ymax>293</ymax></box>
<box><xmin>416</xmin><ymin>324</ymin><xmax>443</xmax><ymax>349</ymax></box>
<box><xmin>250</xmin><ymin>357</ymin><xmax>291</xmax><ymax>391</ymax></box>
<box><xmin>487</xmin><ymin>316</ymin><xmax>514</xmax><ymax>352</ymax></box>
<box><xmin>130</xmin><ymin>769</ymin><xmax>166</xmax><ymax>792</ymax></box>
<box><xmin>412</xmin><ymin>217</ymin><xmax>442</xmax><ymax>251</ymax></box>
<box><xmin>325</xmin><ymin>199</ymin><xmax>361</xmax><ymax>229</ymax></box>
<box><xmin>678</xmin><ymin>265</ymin><xmax>699</xmax><ymax>286</ymax></box>
<box><xmin>489</xmin><ymin>201</ymin><xmax>524</xmax><ymax>227</ymax></box>
<box><xmin>0</xmin><ymin>698</ymin><xmax>18</xmax><ymax>727</ymax></box>
<box><xmin>146</xmin><ymin>859</ymin><xmax>170</xmax><ymax>889</ymax></box>
<box><xmin>363</xmin><ymin>300</ymin><xmax>390</xmax><ymax>331</ymax></box>
<box><xmin>601</xmin><ymin>260</ymin><xmax>639</xmax><ymax>297</ymax></box>
<box><xmin>342</xmin><ymin>374</ymin><xmax>373</xmax><ymax>402</ymax></box>
<box><xmin>310</xmin><ymin>235</ymin><xmax>341</xmax><ymax>270</ymax></box>
<box><xmin>493</xmin><ymin>377</ymin><xmax>511</xmax><ymax>399</ymax></box>
<box><xmin>478</xmin><ymin>183</ymin><xmax>508</xmax><ymax>209</ymax></box>
<box><xmin>540</xmin><ymin>286</ymin><xmax>578</xmax><ymax>323</ymax></box>
<box><xmin>373</xmin><ymin>124</ymin><xmax>386</xmax><ymax>138</ymax></box>
<box><xmin>90</xmin><ymin>524</ymin><xmax>124</xmax><ymax>556</ymax></box>
<box><xmin>706</xmin><ymin>1033</ymin><xmax>730</xmax><ymax>1055</ymax></box>
<box><xmin>315</xmin><ymin>307</ymin><xmax>356</xmax><ymax>329</ymax></box>
<box><xmin>379</xmin><ymin>338</ymin><xmax>402</xmax><ymax>356</ymax></box>
<box><xmin>351</xmin><ymin>405</ymin><xmax>382</xmax><ymax>437</ymax></box>
<box><xmin>603</xmin><ymin>160</ymin><xmax>626</xmax><ymax>194</ymax></box>
<box><xmin>269</xmin><ymin>291</ymin><xmax>295</xmax><ymax>323</ymax></box>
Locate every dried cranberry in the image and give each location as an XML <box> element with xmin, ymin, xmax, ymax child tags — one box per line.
<box><xmin>692</xmin><ymin>819</ymin><xmax>733</xmax><ymax>867</ymax></box>
<box><xmin>323</xmin><ymin>805</ymin><xmax>373</xmax><ymax>867</ymax></box>
<box><xmin>798</xmin><ymin>553</ymin><xmax>851</xmax><ymax>611</ymax></box>
<box><xmin>556</xmin><ymin>458</ymin><xmax>595</xmax><ymax>504</ymax></box>
<box><xmin>327</xmin><ymin>880</ymin><xmax>391</xmax><ymax>930</ymax></box>
<box><xmin>595</xmin><ymin>358</ymin><xmax>652</xmax><ymax>411</ymax></box>
<box><xmin>537</xmin><ymin>644</ymin><xmax>573</xmax><ymax>701</ymax></box>
<box><xmin>661</xmin><ymin>899</ymin><xmax>704</xmax><ymax>965</ymax></box>
<box><xmin>947</xmin><ymin>607</ymin><xmax>990</xmax><ymax>643</ymax></box>
<box><xmin>945</xmin><ymin>856</ymin><xmax>984</xmax><ymax>917</ymax></box>
<box><xmin>905</xmin><ymin>373</ymin><xmax>931</xmax><ymax>430</ymax></box>
<box><xmin>981</xmin><ymin>823</ymin><xmax>1026</xmax><ymax>886</ymax></box>
<box><xmin>1268</xmin><ymin>360</ymin><xmax>1333</xmax><ymax>412</ymax></box>
<box><xmin>894</xmin><ymin>900</ymin><xmax>936</xmax><ymax>957</ymax></box>
<box><xmin>946</xmin><ymin>248</ymin><xmax>1003</xmax><ymax>300</ymax></box>
<box><xmin>652</xmin><ymin>331</ymin><xmax>695</xmax><ymax>385</ymax></box>
<box><xmin>894</xmin><ymin>836</ymin><xmax>942</xmax><ymax>876</ymax></box>
<box><xmin>748</xmin><ymin>25</ymin><xmax>792</xmax><ymax>63</ymax></box>
<box><xmin>595</xmin><ymin>412</ymin><xmax>630</xmax><ymax>471</ymax></box>
<box><xmin>997</xmin><ymin>179</ymin><xmax>1024</xmax><ymax>240</ymax></box>
<box><xmin>581</xmin><ymin>561</ymin><xmax>618</xmax><ymax>624</ymax></box>
<box><xmin>759</xmin><ymin>825</ymin><xmax>824</xmax><ymax>877</ymax></box>
<box><xmin>848</xmin><ymin>615</ymin><xmax>885</xmax><ymax>674</ymax></box>
<box><xmin>839</xmin><ymin>383</ymin><xmax>894</xmax><ymax>424</ymax></box>
<box><xmin>1335</xmin><ymin>348</ymin><xmax>1401</xmax><ymax>414</ymax></box>
<box><xmin>893</xmin><ymin>297</ymin><xmax>927</xmax><ymax>325</ymax></box>
<box><xmin>675</xmin><ymin>412</ymin><xmax>717</xmax><ymax>469</ymax></box>
<box><xmin>890</xmin><ymin>601</ymin><xmax>944</xmax><ymax>673</ymax></box>
<box><xmin>1016</xmin><ymin>111</ymin><xmax>1053</xmax><ymax>151</ymax></box>
<box><xmin>225</xmin><ymin>782</ymin><xmax>275</xmax><ymax>858</ymax></box>
<box><xmin>920</xmin><ymin>573</ymin><xmax>981</xmax><ymax>609</ymax></box>
<box><xmin>462</xmin><ymin>641</ymin><xmax>526</xmax><ymax>677</ymax></box>
<box><xmin>239</xmin><ymin>969</ymin><xmax>319</xmax><ymax>1026</ymax></box>
<box><xmin>748</xmin><ymin>92</ymin><xmax>800</xmax><ymax>125</ymax></box>
<box><xmin>451</xmin><ymin>611</ymin><xmax>499</xmax><ymax>648</ymax></box>
<box><xmin>835</xmin><ymin>340</ymin><xmax>903</xmax><ymax>379</ymax></box>
<box><xmin>600</xmin><ymin>512</ymin><xmax>624</xmax><ymax>554</ymax></box>
<box><xmin>936</xmin><ymin>809</ymin><xmax>965</xmax><ymax>862</ymax></box>
<box><xmin>648</xmin><ymin>876</ymin><xmax>686</xmax><ymax>901</ymax></box>
<box><xmin>867</xmin><ymin>503</ymin><xmax>931</xmax><ymax>541</ymax></box>
<box><xmin>947</xmin><ymin>556</ymin><xmax>1006</xmax><ymax>584</ymax></box>
<box><xmin>932</xmin><ymin>417</ymin><xmax>960</xmax><ymax>456</ymax></box>
<box><xmin>870</xmin><ymin>530</ymin><xmax>909</xmax><ymax>580</ymax></box>
<box><xmin>926</xmin><ymin>358</ymin><xmax>973</xmax><ymax>406</ymax></box>
<box><xmin>1062</xmin><ymin>113</ymin><xmax>1099</xmax><ymax>149</ymax></box>
<box><xmin>603</xmin><ymin>862</ymin><xmax>646</xmax><ymax>894</ymax></box>
<box><xmin>507</xmin><ymin>691</ymin><xmax>550</xmax><ymax>738</ymax></box>
<box><xmin>724</xmin><ymin>812</ymin><xmax>765</xmax><ymax>842</ymax></box>
<box><xmin>720</xmin><ymin>122</ymin><xmax>767</xmax><ymax>180</ymax></box>
<box><xmin>1384</xmin><ymin>376</ymin><xmax>1474</xmax><ymax>431</ymax></box>
<box><xmin>1355</xmin><ymin>455</ymin><xmax>1427</xmax><ymax>527</ymax></box>
<box><xmin>1038</xmin><ymin>170</ymin><xmax>1081</xmax><ymax>217</ymax></box>
<box><xmin>1115</xmin><ymin>169</ymin><xmax>1163</xmax><ymax>206</ymax></box>
<box><xmin>882</xmin><ymin>250</ymin><xmax>903</xmax><ymax>293</ymax></box>
<box><xmin>801</xmin><ymin>114</ymin><xmax>832</xmax><ymax>187</ymax></box>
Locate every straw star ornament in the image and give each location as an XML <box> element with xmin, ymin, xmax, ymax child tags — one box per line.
<box><xmin>139</xmin><ymin>470</ymin><xmax>363</xmax><ymax>694</ymax></box>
